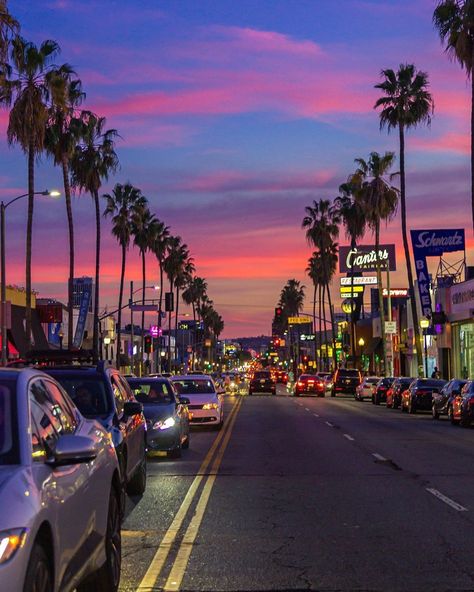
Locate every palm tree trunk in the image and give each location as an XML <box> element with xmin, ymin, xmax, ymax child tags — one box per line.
<box><xmin>191</xmin><ymin>300</ymin><xmax>196</xmax><ymax>370</ymax></box>
<box><xmin>326</xmin><ymin>282</ymin><xmax>336</xmax><ymax>371</ymax></box>
<box><xmin>318</xmin><ymin>284</ymin><xmax>322</xmax><ymax>371</ymax></box>
<box><xmin>322</xmin><ymin>284</ymin><xmax>328</xmax><ymax>370</ymax></box>
<box><xmin>158</xmin><ymin>260</ymin><xmax>164</xmax><ymax>330</ymax></box>
<box><xmin>175</xmin><ymin>285</ymin><xmax>179</xmax><ymax>363</ymax></box>
<box><xmin>312</xmin><ymin>283</ymin><xmax>316</xmax><ymax>362</ymax></box>
<box><xmin>375</xmin><ymin>222</ymin><xmax>387</xmax><ymax>376</ymax></box>
<box><xmin>92</xmin><ymin>189</ymin><xmax>100</xmax><ymax>362</ymax></box>
<box><xmin>167</xmin><ymin>279</ymin><xmax>173</xmax><ymax>371</ymax></box>
<box><xmin>25</xmin><ymin>141</ymin><xmax>35</xmax><ymax>350</ymax></box>
<box><xmin>472</xmin><ymin>59</ymin><xmax>474</xmax><ymax>235</ymax></box>
<box><xmin>141</xmin><ymin>249</ymin><xmax>145</xmax><ymax>375</ymax></box>
<box><xmin>61</xmin><ymin>156</ymin><xmax>74</xmax><ymax>350</ymax></box>
<box><xmin>350</xmin><ymin>237</ymin><xmax>357</xmax><ymax>367</ymax></box>
<box><xmin>116</xmin><ymin>243</ymin><xmax>126</xmax><ymax>369</ymax></box>
<box><xmin>399</xmin><ymin>123</ymin><xmax>423</xmax><ymax>376</ymax></box>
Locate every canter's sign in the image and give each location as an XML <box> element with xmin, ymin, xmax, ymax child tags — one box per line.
<box><xmin>410</xmin><ymin>229</ymin><xmax>465</xmax><ymax>318</ymax></box>
<box><xmin>339</xmin><ymin>245</ymin><xmax>396</xmax><ymax>273</ymax></box>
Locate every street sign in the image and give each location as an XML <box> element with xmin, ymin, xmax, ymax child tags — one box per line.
<box><xmin>340</xmin><ymin>285</ymin><xmax>364</xmax><ymax>294</ymax></box>
<box><xmin>130</xmin><ymin>304</ymin><xmax>157</xmax><ymax>312</ymax></box>
<box><xmin>384</xmin><ymin>321</ymin><xmax>397</xmax><ymax>334</ymax></box>
<box><xmin>340</xmin><ymin>276</ymin><xmax>377</xmax><ymax>286</ymax></box>
<box><xmin>288</xmin><ymin>316</ymin><xmax>312</xmax><ymax>325</ymax></box>
<box><xmin>300</xmin><ymin>334</ymin><xmax>315</xmax><ymax>341</ymax></box>
<box><xmin>339</xmin><ymin>290</ymin><xmax>363</xmax><ymax>299</ymax></box>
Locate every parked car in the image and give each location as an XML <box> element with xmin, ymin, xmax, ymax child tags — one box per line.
<box><xmin>248</xmin><ymin>370</ymin><xmax>276</xmax><ymax>396</ymax></box>
<box><xmin>294</xmin><ymin>374</ymin><xmax>325</xmax><ymax>397</ymax></box>
<box><xmin>171</xmin><ymin>375</ymin><xmax>224</xmax><ymax>428</ymax></box>
<box><xmin>275</xmin><ymin>370</ymin><xmax>288</xmax><ymax>384</ymax></box>
<box><xmin>355</xmin><ymin>377</ymin><xmax>380</xmax><ymax>401</ymax></box>
<box><xmin>0</xmin><ymin>368</ymin><xmax>122</xmax><ymax>592</ymax></box>
<box><xmin>450</xmin><ymin>380</ymin><xmax>474</xmax><ymax>427</ymax></box>
<box><xmin>332</xmin><ymin>368</ymin><xmax>362</xmax><ymax>396</ymax></box>
<box><xmin>386</xmin><ymin>377</ymin><xmax>413</xmax><ymax>409</ymax></box>
<box><xmin>43</xmin><ymin>360</ymin><xmax>147</xmax><ymax>497</ymax></box>
<box><xmin>372</xmin><ymin>377</ymin><xmax>395</xmax><ymax>405</ymax></box>
<box><xmin>401</xmin><ymin>378</ymin><xmax>447</xmax><ymax>414</ymax></box>
<box><xmin>127</xmin><ymin>377</ymin><xmax>190</xmax><ymax>458</ymax></box>
<box><xmin>432</xmin><ymin>378</ymin><xmax>467</xmax><ymax>420</ymax></box>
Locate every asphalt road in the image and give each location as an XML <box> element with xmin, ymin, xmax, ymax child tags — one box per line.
<box><xmin>119</xmin><ymin>384</ymin><xmax>474</xmax><ymax>591</ymax></box>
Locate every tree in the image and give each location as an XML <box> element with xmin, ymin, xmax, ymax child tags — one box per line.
<box><xmin>0</xmin><ymin>1</ymin><xmax>19</xmax><ymax>64</ymax></box>
<box><xmin>433</xmin><ymin>1</ymin><xmax>474</xmax><ymax>233</ymax></box>
<box><xmin>0</xmin><ymin>37</ymin><xmax>60</xmax><ymax>346</ymax></box>
<box><xmin>375</xmin><ymin>63</ymin><xmax>434</xmax><ymax>376</ymax></box>
<box><xmin>182</xmin><ymin>276</ymin><xmax>207</xmax><ymax>370</ymax></box>
<box><xmin>103</xmin><ymin>183</ymin><xmax>147</xmax><ymax>368</ymax></box>
<box><xmin>174</xmin><ymin>257</ymin><xmax>194</xmax><ymax>363</ymax></box>
<box><xmin>70</xmin><ymin>113</ymin><xmax>119</xmax><ymax>360</ymax></box>
<box><xmin>151</xmin><ymin>220</ymin><xmax>170</xmax><ymax>339</ymax></box>
<box><xmin>306</xmin><ymin>253</ymin><xmax>323</xmax><ymax>367</ymax></box>
<box><xmin>46</xmin><ymin>70</ymin><xmax>83</xmax><ymax>349</ymax></box>
<box><xmin>278</xmin><ymin>279</ymin><xmax>305</xmax><ymax>375</ymax></box>
<box><xmin>353</xmin><ymin>152</ymin><xmax>399</xmax><ymax>376</ymax></box>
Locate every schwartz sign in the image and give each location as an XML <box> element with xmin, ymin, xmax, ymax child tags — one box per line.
<box><xmin>339</xmin><ymin>245</ymin><xmax>396</xmax><ymax>273</ymax></box>
<box><xmin>410</xmin><ymin>229</ymin><xmax>465</xmax><ymax>318</ymax></box>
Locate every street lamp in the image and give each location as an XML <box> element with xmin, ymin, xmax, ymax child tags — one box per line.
<box><xmin>1</xmin><ymin>190</ymin><xmax>61</xmax><ymax>366</ymax></box>
<box><xmin>420</xmin><ymin>318</ymin><xmax>430</xmax><ymax>378</ymax></box>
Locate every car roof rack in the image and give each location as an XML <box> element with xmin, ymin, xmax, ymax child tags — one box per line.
<box><xmin>25</xmin><ymin>349</ymin><xmax>100</xmax><ymax>368</ymax></box>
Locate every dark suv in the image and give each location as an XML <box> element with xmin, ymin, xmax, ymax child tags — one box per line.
<box><xmin>249</xmin><ymin>371</ymin><xmax>276</xmax><ymax>395</ymax></box>
<box><xmin>38</xmin><ymin>357</ymin><xmax>147</xmax><ymax>498</ymax></box>
<box><xmin>332</xmin><ymin>368</ymin><xmax>361</xmax><ymax>396</ymax></box>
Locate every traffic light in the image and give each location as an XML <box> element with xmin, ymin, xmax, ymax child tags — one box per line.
<box><xmin>273</xmin><ymin>337</ymin><xmax>280</xmax><ymax>347</ymax></box>
<box><xmin>275</xmin><ymin>307</ymin><xmax>282</xmax><ymax>319</ymax></box>
<box><xmin>144</xmin><ymin>335</ymin><xmax>152</xmax><ymax>353</ymax></box>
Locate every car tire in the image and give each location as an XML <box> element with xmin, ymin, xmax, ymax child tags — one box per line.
<box><xmin>432</xmin><ymin>406</ymin><xmax>440</xmax><ymax>420</ymax></box>
<box><xmin>79</xmin><ymin>486</ymin><xmax>122</xmax><ymax>592</ymax></box>
<box><xmin>126</xmin><ymin>455</ymin><xmax>147</xmax><ymax>495</ymax></box>
<box><xmin>401</xmin><ymin>403</ymin><xmax>407</xmax><ymax>413</ymax></box>
<box><xmin>374</xmin><ymin>395</ymin><xmax>380</xmax><ymax>406</ymax></box>
<box><xmin>318</xmin><ymin>393</ymin><xmax>325</xmax><ymax>398</ymax></box>
<box><xmin>460</xmin><ymin>414</ymin><xmax>471</xmax><ymax>428</ymax></box>
<box><xmin>24</xmin><ymin>542</ymin><xmax>52</xmax><ymax>592</ymax></box>
<box><xmin>182</xmin><ymin>434</ymin><xmax>190</xmax><ymax>449</ymax></box>
<box><xmin>272</xmin><ymin>390</ymin><xmax>276</xmax><ymax>396</ymax></box>
<box><xmin>169</xmin><ymin>443</ymin><xmax>182</xmax><ymax>458</ymax></box>
<box><xmin>248</xmin><ymin>390</ymin><xmax>253</xmax><ymax>396</ymax></box>
<box><xmin>330</xmin><ymin>392</ymin><xmax>335</xmax><ymax>397</ymax></box>
<box><xmin>448</xmin><ymin>406</ymin><xmax>458</xmax><ymax>425</ymax></box>
<box><xmin>408</xmin><ymin>400</ymin><xmax>416</xmax><ymax>414</ymax></box>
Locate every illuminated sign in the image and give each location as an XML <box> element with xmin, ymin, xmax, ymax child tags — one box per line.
<box><xmin>382</xmin><ymin>288</ymin><xmax>408</xmax><ymax>298</ymax></box>
<box><xmin>339</xmin><ymin>245</ymin><xmax>396</xmax><ymax>273</ymax></box>
<box><xmin>288</xmin><ymin>316</ymin><xmax>312</xmax><ymax>325</ymax></box>
<box><xmin>340</xmin><ymin>285</ymin><xmax>364</xmax><ymax>294</ymax></box>
<box><xmin>149</xmin><ymin>325</ymin><xmax>162</xmax><ymax>338</ymax></box>
<box><xmin>340</xmin><ymin>276</ymin><xmax>377</xmax><ymax>286</ymax></box>
<box><xmin>299</xmin><ymin>334</ymin><xmax>316</xmax><ymax>341</ymax></box>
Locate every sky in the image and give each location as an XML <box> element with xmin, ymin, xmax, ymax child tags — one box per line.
<box><xmin>2</xmin><ymin>0</ymin><xmax>473</xmax><ymax>338</ymax></box>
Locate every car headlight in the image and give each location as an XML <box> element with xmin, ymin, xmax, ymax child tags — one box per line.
<box><xmin>202</xmin><ymin>403</ymin><xmax>219</xmax><ymax>410</ymax></box>
<box><xmin>0</xmin><ymin>529</ymin><xmax>27</xmax><ymax>564</ymax></box>
<box><xmin>153</xmin><ymin>417</ymin><xmax>176</xmax><ymax>430</ymax></box>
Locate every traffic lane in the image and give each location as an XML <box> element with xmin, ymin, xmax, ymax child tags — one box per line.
<box><xmin>179</xmin><ymin>396</ymin><xmax>474</xmax><ymax>591</ymax></box>
<box><xmin>297</xmin><ymin>395</ymin><xmax>474</xmax><ymax>510</ymax></box>
<box><xmin>119</xmin><ymin>397</ymin><xmax>237</xmax><ymax>591</ymax></box>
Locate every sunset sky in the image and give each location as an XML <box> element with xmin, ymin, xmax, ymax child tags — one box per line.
<box><xmin>3</xmin><ymin>0</ymin><xmax>473</xmax><ymax>337</ymax></box>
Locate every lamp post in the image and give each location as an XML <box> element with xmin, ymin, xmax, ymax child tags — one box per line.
<box><xmin>1</xmin><ymin>190</ymin><xmax>60</xmax><ymax>366</ymax></box>
<box><xmin>420</xmin><ymin>318</ymin><xmax>430</xmax><ymax>378</ymax></box>
<box><xmin>129</xmin><ymin>281</ymin><xmax>159</xmax><ymax>375</ymax></box>
<box><xmin>358</xmin><ymin>337</ymin><xmax>365</xmax><ymax>370</ymax></box>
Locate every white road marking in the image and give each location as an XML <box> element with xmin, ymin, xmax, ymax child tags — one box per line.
<box><xmin>343</xmin><ymin>434</ymin><xmax>355</xmax><ymax>441</ymax></box>
<box><xmin>426</xmin><ymin>488</ymin><xmax>468</xmax><ymax>512</ymax></box>
<box><xmin>372</xmin><ymin>453</ymin><xmax>387</xmax><ymax>461</ymax></box>
<box><xmin>325</xmin><ymin>421</ymin><xmax>334</xmax><ymax>427</ymax></box>
<box><xmin>313</xmin><ymin>413</ymin><xmax>320</xmax><ymax>418</ymax></box>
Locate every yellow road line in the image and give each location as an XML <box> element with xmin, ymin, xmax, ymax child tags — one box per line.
<box><xmin>136</xmin><ymin>397</ymin><xmax>241</xmax><ymax>591</ymax></box>
<box><xmin>163</xmin><ymin>397</ymin><xmax>242</xmax><ymax>591</ymax></box>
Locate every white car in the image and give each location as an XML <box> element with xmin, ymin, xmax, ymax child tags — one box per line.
<box><xmin>355</xmin><ymin>376</ymin><xmax>381</xmax><ymax>401</ymax></box>
<box><xmin>171</xmin><ymin>375</ymin><xmax>224</xmax><ymax>430</ymax></box>
<box><xmin>0</xmin><ymin>368</ymin><xmax>122</xmax><ymax>592</ymax></box>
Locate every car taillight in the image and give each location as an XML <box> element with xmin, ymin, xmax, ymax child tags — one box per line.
<box><xmin>297</xmin><ymin>381</ymin><xmax>304</xmax><ymax>387</ymax></box>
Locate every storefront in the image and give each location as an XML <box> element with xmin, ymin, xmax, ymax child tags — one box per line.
<box><xmin>447</xmin><ymin>278</ymin><xmax>474</xmax><ymax>380</ymax></box>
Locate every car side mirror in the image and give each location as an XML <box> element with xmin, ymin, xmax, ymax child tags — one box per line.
<box><xmin>179</xmin><ymin>396</ymin><xmax>190</xmax><ymax>405</ymax></box>
<box><xmin>123</xmin><ymin>401</ymin><xmax>143</xmax><ymax>417</ymax></box>
<box><xmin>46</xmin><ymin>434</ymin><xmax>98</xmax><ymax>467</ymax></box>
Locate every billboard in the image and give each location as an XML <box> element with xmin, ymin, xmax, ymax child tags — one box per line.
<box><xmin>339</xmin><ymin>245</ymin><xmax>396</xmax><ymax>273</ymax></box>
<box><xmin>73</xmin><ymin>278</ymin><xmax>92</xmax><ymax>348</ymax></box>
<box><xmin>410</xmin><ymin>229</ymin><xmax>465</xmax><ymax>318</ymax></box>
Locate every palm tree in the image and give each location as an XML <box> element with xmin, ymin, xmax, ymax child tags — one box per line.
<box><xmin>0</xmin><ymin>1</ymin><xmax>19</xmax><ymax>64</ymax></box>
<box><xmin>70</xmin><ymin>113</ymin><xmax>119</xmax><ymax>360</ymax></box>
<box><xmin>375</xmin><ymin>63</ymin><xmax>434</xmax><ymax>376</ymax></box>
<box><xmin>433</xmin><ymin>1</ymin><xmax>474</xmax><ymax>232</ymax></box>
<box><xmin>182</xmin><ymin>276</ymin><xmax>207</xmax><ymax>370</ymax></box>
<box><xmin>306</xmin><ymin>253</ymin><xmax>323</xmax><ymax>367</ymax></box>
<box><xmin>131</xmin><ymin>205</ymin><xmax>158</xmax><ymax>371</ymax></box>
<box><xmin>0</xmin><ymin>37</ymin><xmax>60</xmax><ymax>346</ymax></box>
<box><xmin>353</xmin><ymin>152</ymin><xmax>399</xmax><ymax>376</ymax></box>
<box><xmin>103</xmin><ymin>183</ymin><xmax>147</xmax><ymax>368</ymax></box>
<box><xmin>151</xmin><ymin>219</ymin><xmax>170</xmax><ymax>336</ymax></box>
<box><xmin>278</xmin><ymin>279</ymin><xmax>305</xmax><ymax>374</ymax></box>
<box><xmin>334</xmin><ymin>181</ymin><xmax>366</xmax><ymax>364</ymax></box>
<box><xmin>46</xmin><ymin>71</ymin><xmax>83</xmax><ymax>349</ymax></box>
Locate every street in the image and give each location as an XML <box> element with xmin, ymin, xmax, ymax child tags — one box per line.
<box><xmin>119</xmin><ymin>385</ymin><xmax>474</xmax><ymax>591</ymax></box>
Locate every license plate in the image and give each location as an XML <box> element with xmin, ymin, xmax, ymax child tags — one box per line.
<box><xmin>260</xmin><ymin>379</ymin><xmax>265</xmax><ymax>383</ymax></box>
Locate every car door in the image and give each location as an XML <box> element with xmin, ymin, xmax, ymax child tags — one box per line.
<box><xmin>110</xmin><ymin>373</ymin><xmax>136</xmax><ymax>481</ymax></box>
<box><xmin>29</xmin><ymin>377</ymin><xmax>93</xmax><ymax>590</ymax></box>
<box><xmin>170</xmin><ymin>385</ymin><xmax>187</xmax><ymax>442</ymax></box>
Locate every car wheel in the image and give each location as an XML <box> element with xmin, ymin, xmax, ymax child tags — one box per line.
<box><xmin>318</xmin><ymin>393</ymin><xmax>325</xmax><ymax>398</ymax></box>
<box><xmin>272</xmin><ymin>389</ymin><xmax>276</xmax><ymax>395</ymax></box>
<box><xmin>374</xmin><ymin>395</ymin><xmax>380</xmax><ymax>406</ymax></box>
<box><xmin>169</xmin><ymin>443</ymin><xmax>182</xmax><ymax>458</ymax></box>
<box><xmin>330</xmin><ymin>392</ymin><xmax>335</xmax><ymax>397</ymax></box>
<box><xmin>408</xmin><ymin>400</ymin><xmax>416</xmax><ymax>414</ymax></box>
<box><xmin>401</xmin><ymin>402</ymin><xmax>407</xmax><ymax>413</ymax></box>
<box><xmin>126</xmin><ymin>455</ymin><xmax>147</xmax><ymax>495</ymax></box>
<box><xmin>460</xmin><ymin>414</ymin><xmax>471</xmax><ymax>428</ymax></box>
<box><xmin>248</xmin><ymin>390</ymin><xmax>253</xmax><ymax>396</ymax></box>
<box><xmin>79</xmin><ymin>486</ymin><xmax>122</xmax><ymax>592</ymax></box>
<box><xmin>24</xmin><ymin>542</ymin><xmax>52</xmax><ymax>592</ymax></box>
<box><xmin>432</xmin><ymin>406</ymin><xmax>440</xmax><ymax>420</ymax></box>
<box><xmin>448</xmin><ymin>406</ymin><xmax>458</xmax><ymax>425</ymax></box>
<box><xmin>182</xmin><ymin>433</ymin><xmax>190</xmax><ymax>449</ymax></box>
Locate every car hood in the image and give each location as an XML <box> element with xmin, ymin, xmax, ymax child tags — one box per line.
<box><xmin>143</xmin><ymin>402</ymin><xmax>175</xmax><ymax>421</ymax></box>
<box><xmin>185</xmin><ymin>393</ymin><xmax>218</xmax><ymax>405</ymax></box>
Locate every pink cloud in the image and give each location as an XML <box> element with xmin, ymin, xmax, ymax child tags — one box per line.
<box><xmin>411</xmin><ymin>132</ymin><xmax>469</xmax><ymax>155</ymax></box>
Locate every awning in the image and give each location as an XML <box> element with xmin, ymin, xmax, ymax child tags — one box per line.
<box><xmin>365</xmin><ymin>337</ymin><xmax>382</xmax><ymax>356</ymax></box>
<box><xmin>0</xmin><ymin>337</ymin><xmax>19</xmax><ymax>356</ymax></box>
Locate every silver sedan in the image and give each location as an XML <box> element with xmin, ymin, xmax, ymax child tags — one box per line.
<box><xmin>0</xmin><ymin>368</ymin><xmax>122</xmax><ymax>592</ymax></box>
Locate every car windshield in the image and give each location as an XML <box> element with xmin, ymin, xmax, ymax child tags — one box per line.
<box><xmin>128</xmin><ymin>380</ymin><xmax>174</xmax><ymax>404</ymax></box>
<box><xmin>367</xmin><ymin>378</ymin><xmax>379</xmax><ymax>384</ymax></box>
<box><xmin>416</xmin><ymin>379</ymin><xmax>446</xmax><ymax>388</ymax></box>
<box><xmin>52</xmin><ymin>376</ymin><xmax>110</xmax><ymax>417</ymax></box>
<box><xmin>254</xmin><ymin>372</ymin><xmax>270</xmax><ymax>379</ymax></box>
<box><xmin>173</xmin><ymin>379</ymin><xmax>216</xmax><ymax>395</ymax></box>
<box><xmin>0</xmin><ymin>380</ymin><xmax>19</xmax><ymax>465</ymax></box>
<box><xmin>338</xmin><ymin>369</ymin><xmax>359</xmax><ymax>377</ymax></box>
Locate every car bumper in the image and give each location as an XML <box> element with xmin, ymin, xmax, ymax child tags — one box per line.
<box><xmin>189</xmin><ymin>408</ymin><xmax>220</xmax><ymax>424</ymax></box>
<box><xmin>334</xmin><ymin>385</ymin><xmax>358</xmax><ymax>394</ymax></box>
<box><xmin>295</xmin><ymin>388</ymin><xmax>324</xmax><ymax>395</ymax></box>
<box><xmin>250</xmin><ymin>384</ymin><xmax>275</xmax><ymax>393</ymax></box>
<box><xmin>146</xmin><ymin>428</ymin><xmax>180</xmax><ymax>452</ymax></box>
<box><xmin>414</xmin><ymin>396</ymin><xmax>433</xmax><ymax>410</ymax></box>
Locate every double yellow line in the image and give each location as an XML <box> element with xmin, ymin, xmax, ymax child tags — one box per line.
<box><xmin>137</xmin><ymin>396</ymin><xmax>243</xmax><ymax>592</ymax></box>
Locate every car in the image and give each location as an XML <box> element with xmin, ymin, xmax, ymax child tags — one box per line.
<box><xmin>0</xmin><ymin>368</ymin><xmax>122</xmax><ymax>592</ymax></box>
<box><xmin>248</xmin><ymin>370</ymin><xmax>276</xmax><ymax>395</ymax></box>
<box><xmin>450</xmin><ymin>380</ymin><xmax>474</xmax><ymax>427</ymax></box>
<box><xmin>372</xmin><ymin>377</ymin><xmax>395</xmax><ymax>405</ymax></box>
<box><xmin>386</xmin><ymin>377</ymin><xmax>414</xmax><ymax>409</ymax></box>
<box><xmin>355</xmin><ymin>377</ymin><xmax>380</xmax><ymax>401</ymax></box>
<box><xmin>316</xmin><ymin>372</ymin><xmax>333</xmax><ymax>394</ymax></box>
<box><xmin>332</xmin><ymin>368</ymin><xmax>362</xmax><ymax>396</ymax></box>
<box><xmin>42</xmin><ymin>359</ymin><xmax>147</xmax><ymax>499</ymax></box>
<box><xmin>401</xmin><ymin>378</ymin><xmax>447</xmax><ymax>414</ymax></box>
<box><xmin>294</xmin><ymin>374</ymin><xmax>325</xmax><ymax>397</ymax></box>
<box><xmin>171</xmin><ymin>375</ymin><xmax>224</xmax><ymax>429</ymax></box>
<box><xmin>127</xmin><ymin>377</ymin><xmax>190</xmax><ymax>458</ymax></box>
<box><xmin>432</xmin><ymin>378</ymin><xmax>467</xmax><ymax>420</ymax></box>
<box><xmin>275</xmin><ymin>370</ymin><xmax>288</xmax><ymax>384</ymax></box>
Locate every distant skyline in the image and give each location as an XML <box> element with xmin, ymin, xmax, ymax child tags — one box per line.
<box><xmin>3</xmin><ymin>0</ymin><xmax>473</xmax><ymax>337</ymax></box>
